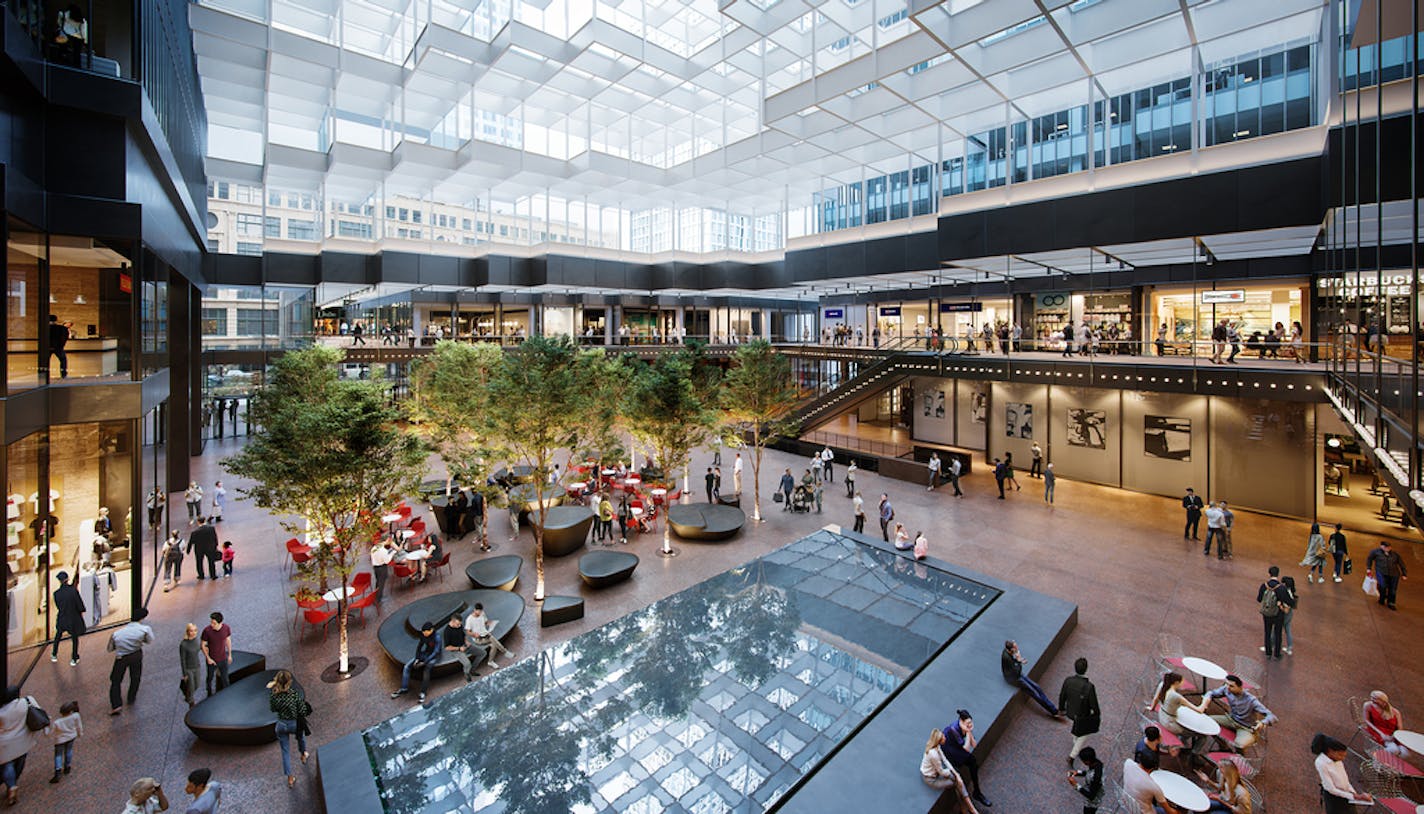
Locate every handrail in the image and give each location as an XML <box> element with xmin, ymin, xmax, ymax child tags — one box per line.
<box><xmin>801</xmin><ymin>429</ymin><xmax>912</xmax><ymax>459</ymax></box>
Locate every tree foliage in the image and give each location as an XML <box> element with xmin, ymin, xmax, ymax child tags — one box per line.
<box><xmin>719</xmin><ymin>340</ymin><xmax>800</xmax><ymax>521</ymax></box>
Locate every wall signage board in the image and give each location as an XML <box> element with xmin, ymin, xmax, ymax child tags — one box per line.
<box><xmin>939</xmin><ymin>302</ymin><xmax>984</xmax><ymax>313</ymax></box>
<box><xmin>1318</xmin><ymin>271</ymin><xmax>1424</xmax><ymax>298</ymax></box>
<box><xmin>823</xmin><ymin>308</ymin><xmax>845</xmax><ymax>319</ymax></box>
<box><xmin>1034</xmin><ymin>292</ymin><xmax>1068</xmax><ymax>310</ymax></box>
<box><xmin>1199</xmin><ymin>289</ymin><xmax>1246</xmax><ymax>304</ymax></box>
<box><xmin>879</xmin><ymin>306</ymin><xmax>902</xmax><ymax>316</ymax></box>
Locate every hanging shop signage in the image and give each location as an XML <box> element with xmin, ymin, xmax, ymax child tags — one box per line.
<box><xmin>823</xmin><ymin>308</ymin><xmax>845</xmax><ymax>319</ymax></box>
<box><xmin>879</xmin><ymin>306</ymin><xmax>902</xmax><ymax>316</ymax></box>
<box><xmin>1034</xmin><ymin>293</ymin><xmax>1068</xmax><ymax>309</ymax></box>
<box><xmin>1199</xmin><ymin>289</ymin><xmax>1246</xmax><ymax>304</ymax></box>
<box><xmin>939</xmin><ymin>302</ymin><xmax>984</xmax><ymax>312</ymax></box>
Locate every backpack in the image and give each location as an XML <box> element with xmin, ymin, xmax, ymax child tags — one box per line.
<box><xmin>1258</xmin><ymin>583</ymin><xmax>1280</xmax><ymax>617</ymax></box>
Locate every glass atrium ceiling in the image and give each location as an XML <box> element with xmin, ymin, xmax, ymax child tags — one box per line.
<box><xmin>190</xmin><ymin>0</ymin><xmax>1328</xmax><ymax>213</ymax></box>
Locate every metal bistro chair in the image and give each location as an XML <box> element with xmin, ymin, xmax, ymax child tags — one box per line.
<box><xmin>1361</xmin><ymin>758</ymin><xmax>1421</xmax><ymax>814</ymax></box>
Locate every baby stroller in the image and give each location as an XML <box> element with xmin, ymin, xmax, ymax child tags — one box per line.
<box><xmin>790</xmin><ymin>484</ymin><xmax>814</xmax><ymax>513</ymax></box>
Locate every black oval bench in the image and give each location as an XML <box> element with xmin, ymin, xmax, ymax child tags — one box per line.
<box><xmin>578</xmin><ymin>551</ymin><xmax>639</xmax><ymax>588</ymax></box>
<box><xmin>228</xmin><ymin>650</ymin><xmax>266</xmax><ymax>683</ymax></box>
<box><xmin>667</xmin><ymin>504</ymin><xmax>746</xmax><ymax>541</ymax></box>
<box><xmin>376</xmin><ymin>589</ymin><xmax>524</xmax><ymax>677</ymax></box>
<box><xmin>534</xmin><ymin>505</ymin><xmax>593</xmax><ymax>557</ymax></box>
<box><xmin>465</xmin><ymin>555</ymin><xmax>522</xmax><ymax>591</ymax></box>
<box><xmin>184</xmin><ymin>669</ymin><xmax>302</xmax><ymax>745</ymax></box>
<box><xmin>540</xmin><ymin>595</ymin><xmax>584</xmax><ymax>627</ymax></box>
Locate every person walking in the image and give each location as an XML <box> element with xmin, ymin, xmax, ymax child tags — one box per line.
<box><xmin>1003</xmin><ymin>453</ymin><xmax>1022</xmax><ymax>492</ymax></box>
<box><xmin>210</xmin><ymin>481</ymin><xmax>226</xmax><ymax>523</ymax></box>
<box><xmin>0</xmin><ymin>687</ymin><xmax>37</xmax><ymax>806</ymax></box>
<box><xmin>733</xmin><ymin>453</ymin><xmax>744</xmax><ymax>495</ymax></box>
<box><xmin>1044</xmin><ymin>463</ymin><xmax>1056</xmax><ymax>504</ymax></box>
<box><xmin>1257</xmin><ymin>566</ymin><xmax>1288</xmax><ymax>659</ymax></box>
<box><xmin>1367</xmin><ymin>539</ymin><xmax>1407</xmax><ymax>610</ymax></box>
<box><xmin>1279</xmin><ymin>575</ymin><xmax>1298</xmax><ymax>656</ymax></box>
<box><xmin>1182</xmin><ymin>488</ymin><xmax>1204</xmax><ymax>540</ymax></box>
<box><xmin>200</xmin><ymin>612</ymin><xmax>233</xmax><ymax>696</ymax></box>
<box><xmin>1068</xmin><ymin>746</ymin><xmax>1105</xmax><ymax>814</ymax></box>
<box><xmin>160</xmin><ymin>530</ymin><xmax>184</xmax><ymax>592</ymax></box>
<box><xmin>122</xmin><ymin>777</ymin><xmax>169</xmax><ymax>814</ymax></box>
<box><xmin>946</xmin><ymin>455</ymin><xmax>964</xmax><ymax>497</ymax></box>
<box><xmin>844</xmin><ymin>461</ymin><xmax>856</xmax><ymax>498</ymax></box>
<box><xmin>852</xmin><ymin>492</ymin><xmax>866</xmax><ymax>534</ymax></box>
<box><xmin>1301</xmin><ymin>523</ymin><xmax>1328</xmax><ymax>584</ymax></box>
<box><xmin>45</xmin><ymin>700</ymin><xmax>81</xmax><ymax>784</ymax></box>
<box><xmin>50</xmin><ymin>571</ymin><xmax>85</xmax><ymax>666</ymax></box>
<box><xmin>992</xmin><ymin>458</ymin><xmax>1007</xmax><ymax>500</ymax></box>
<box><xmin>712</xmin><ymin>467</ymin><xmax>722</xmax><ymax>503</ymax></box>
<box><xmin>704</xmin><ymin>468</ymin><xmax>716</xmax><ymax>504</ymax></box>
<box><xmin>183</xmin><ymin>482</ymin><xmax>203</xmax><ymax>524</ymax></box>
<box><xmin>779</xmin><ymin>469</ymin><xmax>795</xmax><ymax>510</ymax></box>
<box><xmin>186</xmin><ymin>517</ymin><xmax>220</xmax><ymax>581</ymax></box>
<box><xmin>1218</xmin><ymin>501</ymin><xmax>1235</xmax><ymax>559</ymax></box>
<box><xmin>878</xmin><ymin>494</ymin><xmax>894</xmax><ymax>542</ymax></box>
<box><xmin>1029</xmin><ymin>442</ymin><xmax>1043</xmax><ymax>478</ymax></box>
<box><xmin>1059</xmin><ymin>658</ymin><xmax>1101</xmax><ymax>767</ymax></box>
<box><xmin>927</xmin><ymin>452</ymin><xmax>941</xmax><ymax>491</ymax></box>
<box><xmin>1328</xmin><ymin>523</ymin><xmax>1347</xmax><ymax>582</ymax></box>
<box><xmin>107</xmin><ymin>607</ymin><xmax>153</xmax><ymax>715</ymax></box>
<box><xmin>268</xmin><ymin>670</ymin><xmax>311</xmax><ymax>788</ymax></box>
<box><xmin>178</xmin><ymin>623</ymin><xmax>202</xmax><ymax>708</ymax></box>
<box><xmin>182</xmin><ymin>768</ymin><xmax>221</xmax><ymax>813</ymax></box>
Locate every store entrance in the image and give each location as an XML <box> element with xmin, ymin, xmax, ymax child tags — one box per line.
<box><xmin>1320</xmin><ymin>432</ymin><xmax>1416</xmax><ymax>544</ymax></box>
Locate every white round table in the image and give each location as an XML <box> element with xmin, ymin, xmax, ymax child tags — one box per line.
<box><xmin>1181</xmin><ymin>656</ymin><xmax>1228</xmax><ymax>682</ymax></box>
<box><xmin>1392</xmin><ymin>729</ymin><xmax>1424</xmax><ymax>755</ymax></box>
<box><xmin>398</xmin><ymin>529</ymin><xmax>417</xmax><ymax>540</ymax></box>
<box><xmin>651</xmin><ymin>488</ymin><xmax>667</xmax><ymax>501</ymax></box>
<box><xmin>402</xmin><ymin>548</ymin><xmax>431</xmax><ymax>561</ymax></box>
<box><xmin>322</xmin><ymin>586</ymin><xmax>355</xmax><ymax>603</ymax></box>
<box><xmin>625</xmin><ymin>475</ymin><xmax>641</xmax><ymax>484</ymax></box>
<box><xmin>1177</xmin><ymin>707</ymin><xmax>1222</xmax><ymax>737</ymax></box>
<box><xmin>630</xmin><ymin>507</ymin><xmax>644</xmax><ymax>517</ymax></box>
<box><xmin>601</xmin><ymin>469</ymin><xmax>616</xmax><ymax>477</ymax></box>
<box><xmin>380</xmin><ymin>513</ymin><xmax>402</xmax><ymax>525</ymax></box>
<box><xmin>1151</xmin><ymin>770</ymin><xmax>1210</xmax><ymax>812</ymax></box>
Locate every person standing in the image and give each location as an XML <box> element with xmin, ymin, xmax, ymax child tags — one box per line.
<box><xmin>779</xmin><ymin>469</ymin><xmax>795</xmax><ymax>510</ymax></box>
<box><xmin>1068</xmin><ymin>746</ymin><xmax>1104</xmax><ymax>814</ymax></box>
<box><xmin>186</xmin><ymin>518</ymin><xmax>220</xmax><ymax>581</ymax></box>
<box><xmin>1029</xmin><ymin>442</ymin><xmax>1043</xmax><ymax>478</ymax></box>
<box><xmin>122</xmin><ymin>777</ymin><xmax>169</xmax><ymax>814</ymax></box>
<box><xmin>210</xmin><ymin>481</ymin><xmax>226</xmax><ymax>523</ymax></box>
<box><xmin>182</xmin><ymin>768</ymin><xmax>221</xmax><ymax>814</ymax></box>
<box><xmin>371</xmin><ymin>539</ymin><xmax>394</xmax><ymax>601</ymax></box>
<box><xmin>596</xmin><ymin>493</ymin><xmax>614</xmax><ymax>544</ymax></box>
<box><xmin>178</xmin><ymin>624</ymin><xmax>202</xmax><ymax>708</ymax></box>
<box><xmin>47</xmin><ymin>315</ymin><xmax>72</xmax><ymax>378</ymax></box>
<box><xmin>466</xmin><ymin>489</ymin><xmax>488</xmax><ymax>550</ymax></box>
<box><xmin>0</xmin><ymin>688</ymin><xmax>36</xmax><ymax>807</ymax></box>
<box><xmin>927</xmin><ymin>452</ymin><xmax>941</xmax><ymax>491</ymax></box>
<box><xmin>1314</xmin><ymin>735</ymin><xmax>1372</xmax><ymax>813</ymax></box>
<box><xmin>852</xmin><ymin>492</ymin><xmax>866</xmax><ymax>534</ymax></box>
<box><xmin>821</xmin><ymin>447</ymin><xmax>834</xmax><ymax>482</ymax></box>
<box><xmin>1058</xmin><ymin>658</ymin><xmax>1101</xmax><ymax>767</ymax></box>
<box><xmin>200</xmin><ymin>612</ymin><xmax>233</xmax><ymax>696</ymax></box>
<box><xmin>733</xmin><ymin>452</ymin><xmax>744</xmax><ymax>495</ymax></box>
<box><xmin>1155</xmin><ymin>323</ymin><xmax>1168</xmax><ymax>356</ymax></box>
<box><xmin>1301</xmin><ymin>523</ymin><xmax>1328</xmax><ymax>583</ymax></box>
<box><xmin>267</xmin><ymin>670</ymin><xmax>310</xmax><ymax>788</ymax></box>
<box><xmin>1256</xmin><ymin>566</ymin><xmax>1288</xmax><ymax>659</ymax></box>
<box><xmin>50</xmin><ymin>571</ymin><xmax>85</xmax><ymax>666</ymax></box>
<box><xmin>711</xmin><ymin>437</ymin><xmax>722</xmax><ymax>466</ymax></box>
<box><xmin>1001</xmin><ymin>640</ymin><xmax>1063</xmax><ymax>717</ymax></box>
<box><xmin>1279</xmin><ymin>575</ymin><xmax>1298</xmax><ymax>656</ymax></box>
<box><xmin>813</xmin><ymin>482</ymin><xmax>823</xmax><ymax>514</ymax></box>
<box><xmin>1044</xmin><ymin>463</ymin><xmax>1056</xmax><ymax>504</ymax></box>
<box><xmin>107</xmin><ymin>607</ymin><xmax>152</xmax><ymax>715</ymax></box>
<box><xmin>1367</xmin><ymin>540</ymin><xmax>1407</xmax><ymax>610</ymax></box>
<box><xmin>183</xmin><ymin>482</ymin><xmax>203</xmax><ymax>524</ymax></box>
<box><xmin>1203</xmin><ymin>502</ymin><xmax>1225</xmax><ymax>558</ymax></box>
<box><xmin>810</xmin><ymin>453</ymin><xmax>824</xmax><ymax>484</ymax></box>
<box><xmin>946</xmin><ymin>456</ymin><xmax>964</xmax><ymax>497</ymax></box>
<box><xmin>992</xmin><ymin>458</ymin><xmax>1007</xmax><ymax>500</ymax></box>
<box><xmin>844</xmin><ymin>461</ymin><xmax>856</xmax><ymax>498</ymax></box>
<box><xmin>1328</xmin><ymin>523</ymin><xmax>1347</xmax><ymax>582</ymax></box>
<box><xmin>878</xmin><ymin>494</ymin><xmax>894</xmax><ymax>542</ymax></box>
<box><xmin>1218</xmin><ymin>501</ymin><xmax>1235</xmax><ymax>559</ymax></box>
<box><xmin>713</xmin><ymin>467</ymin><xmax>722</xmax><ymax>503</ymax></box>
<box><xmin>1182</xmin><ymin>488</ymin><xmax>1204</xmax><ymax>540</ymax></box>
<box><xmin>45</xmin><ymin>700</ymin><xmax>81</xmax><ymax>784</ymax></box>
<box><xmin>704</xmin><ymin>468</ymin><xmax>716</xmax><ymax>504</ymax></box>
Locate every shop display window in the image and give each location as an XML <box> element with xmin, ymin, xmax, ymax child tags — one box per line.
<box><xmin>43</xmin><ymin>236</ymin><xmax>134</xmax><ymax>382</ymax></box>
<box><xmin>1153</xmin><ymin>286</ymin><xmax>1303</xmax><ymax>354</ymax></box>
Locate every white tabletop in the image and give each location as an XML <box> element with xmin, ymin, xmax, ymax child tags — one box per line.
<box><xmin>322</xmin><ymin>586</ymin><xmax>355</xmax><ymax>602</ymax></box>
<box><xmin>1181</xmin><ymin>656</ymin><xmax>1228</xmax><ymax>681</ymax></box>
<box><xmin>651</xmin><ymin>488</ymin><xmax>667</xmax><ymax>496</ymax></box>
<box><xmin>380</xmin><ymin>513</ymin><xmax>402</xmax><ymax>524</ymax></box>
<box><xmin>398</xmin><ymin>529</ymin><xmax>416</xmax><ymax>539</ymax></box>
<box><xmin>569</xmin><ymin>482</ymin><xmax>587</xmax><ymax>490</ymax></box>
<box><xmin>1177</xmin><ymin>707</ymin><xmax>1222</xmax><ymax>737</ymax></box>
<box><xmin>1151</xmin><ymin>770</ymin><xmax>1210</xmax><ymax>812</ymax></box>
<box><xmin>601</xmin><ymin>469</ymin><xmax>616</xmax><ymax>476</ymax></box>
<box><xmin>402</xmin><ymin>548</ymin><xmax>431</xmax><ymax>561</ymax></box>
<box><xmin>1393</xmin><ymin>729</ymin><xmax>1424</xmax><ymax>755</ymax></box>
<box><xmin>630</xmin><ymin>507</ymin><xmax>644</xmax><ymax>516</ymax></box>
<box><xmin>625</xmin><ymin>475</ymin><xmax>641</xmax><ymax>482</ymax></box>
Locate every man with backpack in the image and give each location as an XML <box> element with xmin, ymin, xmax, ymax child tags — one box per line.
<box><xmin>1257</xmin><ymin>566</ymin><xmax>1290</xmax><ymax>659</ymax></box>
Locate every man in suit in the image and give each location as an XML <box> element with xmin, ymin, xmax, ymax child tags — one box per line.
<box><xmin>1058</xmin><ymin>657</ymin><xmax>1101</xmax><ymax>767</ymax></box>
<box><xmin>1181</xmin><ymin>488</ymin><xmax>1204</xmax><ymax>540</ymax></box>
<box><xmin>705</xmin><ymin>467</ymin><xmax>717</xmax><ymax>503</ymax></box>
<box><xmin>186</xmin><ymin>517</ymin><xmax>220</xmax><ymax>581</ymax></box>
<box><xmin>50</xmin><ymin>571</ymin><xmax>86</xmax><ymax>666</ymax></box>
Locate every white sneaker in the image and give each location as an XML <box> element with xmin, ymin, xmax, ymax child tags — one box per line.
<box><xmin>1306</xmin><ymin>574</ymin><xmax>1313</xmax><ymax>583</ymax></box>
<box><xmin>1333</xmin><ymin>576</ymin><xmax>1342</xmax><ymax>583</ymax></box>
<box><xmin>1258</xmin><ymin>646</ymin><xmax>1266</xmax><ymax>652</ymax></box>
<box><xmin>50</xmin><ymin>655</ymin><xmax>57</xmax><ymax>663</ymax></box>
<box><xmin>1285</xmin><ymin>648</ymin><xmax>1293</xmax><ymax>656</ymax></box>
<box><xmin>488</xmin><ymin>661</ymin><xmax>500</xmax><ymax>669</ymax></box>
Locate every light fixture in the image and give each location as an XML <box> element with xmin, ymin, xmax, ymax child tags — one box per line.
<box><xmin>73</xmin><ymin>295</ymin><xmax>86</xmax><ymax>305</ymax></box>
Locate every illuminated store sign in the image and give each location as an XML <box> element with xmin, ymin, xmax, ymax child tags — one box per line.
<box><xmin>1200</xmin><ymin>289</ymin><xmax>1246</xmax><ymax>304</ymax></box>
<box><xmin>1317</xmin><ymin>272</ymin><xmax>1424</xmax><ymax>298</ymax></box>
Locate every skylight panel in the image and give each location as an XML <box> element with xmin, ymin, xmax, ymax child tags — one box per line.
<box><xmin>747</xmin><ymin>0</ymin><xmax>783</xmax><ymax>11</ymax></box>
<box><xmin>979</xmin><ymin>14</ymin><xmax>1045</xmax><ymax>47</ymax></box>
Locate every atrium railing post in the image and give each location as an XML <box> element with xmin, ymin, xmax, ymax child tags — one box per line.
<box><xmin>1413</xmin><ymin>0</ymin><xmax>1420</xmax><ymax>493</ymax></box>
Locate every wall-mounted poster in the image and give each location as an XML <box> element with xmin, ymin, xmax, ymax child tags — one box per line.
<box><xmin>922</xmin><ymin>389</ymin><xmax>947</xmax><ymax>418</ymax></box>
<box><xmin>1006</xmin><ymin>402</ymin><xmax>1033</xmax><ymax>439</ymax></box>
<box><xmin>1144</xmin><ymin>415</ymin><xmax>1192</xmax><ymax>461</ymax></box>
<box><xmin>1066</xmin><ymin>409</ymin><xmax>1107</xmax><ymax>449</ymax></box>
<box><xmin>970</xmin><ymin>389</ymin><xmax>987</xmax><ymax>424</ymax></box>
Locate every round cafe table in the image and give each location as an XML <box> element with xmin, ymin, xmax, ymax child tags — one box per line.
<box><xmin>625</xmin><ymin>475</ymin><xmax>641</xmax><ymax>485</ymax></box>
<box><xmin>651</xmin><ymin>488</ymin><xmax>667</xmax><ymax>503</ymax></box>
<box><xmin>402</xmin><ymin>548</ymin><xmax>431</xmax><ymax>561</ymax></box>
<box><xmin>381</xmin><ymin>513</ymin><xmax>402</xmax><ymax>534</ymax></box>
<box><xmin>568</xmin><ymin>482</ymin><xmax>587</xmax><ymax>495</ymax></box>
<box><xmin>1181</xmin><ymin>656</ymin><xmax>1228</xmax><ymax>690</ymax></box>
<box><xmin>1150</xmin><ymin>770</ymin><xmax>1210</xmax><ymax>812</ymax></box>
<box><xmin>1176</xmin><ymin>707</ymin><xmax>1222</xmax><ymax>737</ymax></box>
<box><xmin>322</xmin><ymin>586</ymin><xmax>355</xmax><ymax>603</ymax></box>
<box><xmin>398</xmin><ymin>529</ymin><xmax>417</xmax><ymax>541</ymax></box>
<box><xmin>1392</xmin><ymin>729</ymin><xmax>1424</xmax><ymax>755</ymax></box>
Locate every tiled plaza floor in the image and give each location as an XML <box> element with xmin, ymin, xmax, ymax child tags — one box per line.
<box><xmin>10</xmin><ymin>435</ymin><xmax>1423</xmax><ymax>812</ymax></box>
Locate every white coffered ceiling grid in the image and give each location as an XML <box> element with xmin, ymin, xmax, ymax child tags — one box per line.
<box><xmin>192</xmin><ymin>0</ymin><xmax>1326</xmax><ymax>211</ymax></box>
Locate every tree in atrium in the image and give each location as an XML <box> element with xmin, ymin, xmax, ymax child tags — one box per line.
<box><xmin>223</xmin><ymin>346</ymin><xmax>425</xmax><ymax>677</ymax></box>
<box><xmin>623</xmin><ymin>349</ymin><xmax>720</xmax><ymax>556</ymax></box>
<box><xmin>471</xmin><ymin>336</ymin><xmax>619</xmax><ymax>600</ymax></box>
<box><xmin>719</xmin><ymin>340</ymin><xmax>799</xmax><ymax>522</ymax></box>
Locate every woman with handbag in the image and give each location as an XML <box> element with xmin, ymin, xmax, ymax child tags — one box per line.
<box><xmin>267</xmin><ymin>670</ymin><xmax>310</xmax><ymax>787</ymax></box>
<box><xmin>0</xmin><ymin>686</ymin><xmax>39</xmax><ymax>806</ymax></box>
<box><xmin>1301</xmin><ymin>523</ymin><xmax>1328</xmax><ymax>584</ymax></box>
<box><xmin>178</xmin><ymin>624</ymin><xmax>202</xmax><ymax>708</ymax></box>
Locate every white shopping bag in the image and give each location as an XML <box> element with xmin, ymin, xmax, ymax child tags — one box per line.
<box><xmin>1363</xmin><ymin>575</ymin><xmax>1379</xmax><ymax>597</ymax></box>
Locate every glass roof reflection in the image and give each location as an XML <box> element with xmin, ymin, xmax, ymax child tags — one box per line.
<box><xmin>362</xmin><ymin>530</ymin><xmax>998</xmax><ymax>813</ymax></box>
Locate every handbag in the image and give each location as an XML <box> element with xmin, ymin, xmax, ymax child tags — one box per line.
<box><xmin>772</xmin><ymin>492</ymin><xmax>783</xmax><ymax>503</ymax></box>
<box><xmin>24</xmin><ymin>698</ymin><xmax>49</xmax><ymax>732</ymax></box>
<box><xmin>1344</xmin><ymin>557</ymin><xmax>1354</xmax><ymax>575</ymax></box>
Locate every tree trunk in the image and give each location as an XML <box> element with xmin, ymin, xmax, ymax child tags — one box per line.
<box><xmin>533</xmin><ymin>501</ymin><xmax>546</xmax><ymax>601</ymax></box>
<box><xmin>337</xmin><ymin>581</ymin><xmax>349</xmax><ymax>673</ymax></box>
<box><xmin>751</xmin><ymin>427</ymin><xmax>762</xmax><ymax>521</ymax></box>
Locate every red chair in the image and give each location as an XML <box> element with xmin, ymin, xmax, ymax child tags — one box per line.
<box><xmin>392</xmin><ymin>561</ymin><xmax>417</xmax><ymax>587</ymax></box>
<box><xmin>408</xmin><ymin>518</ymin><xmax>426</xmax><ymax>535</ymax></box>
<box><xmin>293</xmin><ymin>595</ymin><xmax>324</xmax><ymax>629</ymax></box>
<box><xmin>431</xmin><ymin>553</ymin><xmax>452</xmax><ymax>581</ymax></box>
<box><xmin>302</xmin><ymin>608</ymin><xmax>337</xmax><ymax>640</ymax></box>
<box><xmin>350</xmin><ymin>572</ymin><xmax>373</xmax><ymax>595</ymax></box>
<box><xmin>347</xmin><ymin>591</ymin><xmax>379</xmax><ymax>626</ymax></box>
<box><xmin>284</xmin><ymin>538</ymin><xmax>304</xmax><ymax>552</ymax></box>
<box><xmin>1374</xmin><ymin>749</ymin><xmax>1424</xmax><ymax>778</ymax></box>
<box><xmin>397</xmin><ymin>504</ymin><xmax>412</xmax><ymax>520</ymax></box>
<box><xmin>290</xmin><ymin>550</ymin><xmax>313</xmax><ymax>575</ymax></box>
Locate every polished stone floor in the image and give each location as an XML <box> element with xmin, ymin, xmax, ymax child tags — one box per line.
<box><xmin>10</xmin><ymin>434</ymin><xmax>1423</xmax><ymax>813</ymax></box>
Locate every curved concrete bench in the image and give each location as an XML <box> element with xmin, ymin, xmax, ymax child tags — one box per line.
<box><xmin>228</xmin><ymin>650</ymin><xmax>266</xmax><ymax>684</ymax></box>
<box><xmin>509</xmin><ymin>483</ymin><xmax>564</xmax><ymax>517</ymax></box>
<box><xmin>465</xmin><ymin>555</ymin><xmax>522</xmax><ymax>591</ymax></box>
<box><xmin>534</xmin><ymin>505</ymin><xmax>593</xmax><ymax>557</ymax></box>
<box><xmin>376</xmin><ymin>589</ymin><xmax>524</xmax><ymax>677</ymax></box>
<box><xmin>578</xmin><ymin>551</ymin><xmax>639</xmax><ymax>588</ymax></box>
<box><xmin>540</xmin><ymin>595</ymin><xmax>584</xmax><ymax>627</ymax></box>
<box><xmin>667</xmin><ymin>504</ymin><xmax>746</xmax><ymax>542</ymax></box>
<box><xmin>184</xmin><ymin>670</ymin><xmax>302</xmax><ymax>745</ymax></box>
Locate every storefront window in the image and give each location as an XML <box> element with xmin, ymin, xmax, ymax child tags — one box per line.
<box><xmin>1153</xmin><ymin>284</ymin><xmax>1304</xmax><ymax>356</ymax></box>
<box><xmin>542</xmin><ymin>306</ymin><xmax>575</xmax><ymax>337</ymax></box>
<box><xmin>140</xmin><ymin>253</ymin><xmax>168</xmax><ymax>376</ymax></box>
<box><xmin>6</xmin><ymin>220</ymin><xmax>43</xmax><ymax>393</ymax></box>
<box><xmin>6</xmin><ymin>432</ymin><xmax>47</xmax><ymax>650</ymax></box>
<box><xmin>46</xmin><ymin>236</ymin><xmax>134</xmax><ymax>381</ymax></box>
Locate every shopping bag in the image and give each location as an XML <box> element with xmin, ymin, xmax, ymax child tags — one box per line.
<box><xmin>1344</xmin><ymin>557</ymin><xmax>1354</xmax><ymax>575</ymax></box>
<box><xmin>1363</xmin><ymin>574</ymin><xmax>1379</xmax><ymax>597</ymax></box>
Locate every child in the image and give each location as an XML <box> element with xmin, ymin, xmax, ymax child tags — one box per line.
<box><xmin>47</xmin><ymin>700</ymin><xmax>81</xmax><ymax>783</ymax></box>
<box><xmin>220</xmin><ymin>541</ymin><xmax>235</xmax><ymax>578</ymax></box>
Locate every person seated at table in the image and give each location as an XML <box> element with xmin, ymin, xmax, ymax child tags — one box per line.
<box><xmin>1195</xmin><ymin>757</ymin><xmax>1251</xmax><ymax>813</ymax></box>
<box><xmin>1136</xmin><ymin>726</ymin><xmax>1181</xmax><ymax>763</ymax></box>
<box><xmin>1313</xmin><ymin>733</ymin><xmax>1373</xmax><ymax>813</ymax></box>
<box><xmin>1202</xmin><ymin>675</ymin><xmax>1275</xmax><ymax>749</ymax></box>
<box><xmin>420</xmin><ymin>534</ymin><xmax>443</xmax><ymax>582</ymax></box>
<box><xmin>390</xmin><ymin>623</ymin><xmax>440</xmax><ymax>703</ymax></box>
<box><xmin>1122</xmin><ymin>749</ymin><xmax>1179</xmax><ymax>814</ymax></box>
<box><xmin>939</xmin><ymin>709</ymin><xmax>993</xmax><ymax>808</ymax></box>
<box><xmin>1148</xmin><ymin>672</ymin><xmax>1204</xmax><ymax>738</ymax></box>
<box><xmin>614</xmin><ymin>461</ymin><xmax>628</xmax><ymax>478</ymax></box>
<box><xmin>921</xmin><ymin>729</ymin><xmax>980</xmax><ymax>812</ymax></box>
<box><xmin>1363</xmin><ymin>691</ymin><xmax>1417</xmax><ymax>762</ymax></box>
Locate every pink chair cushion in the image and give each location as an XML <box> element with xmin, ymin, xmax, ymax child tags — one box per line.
<box><xmin>1374</xmin><ymin>749</ymin><xmax>1424</xmax><ymax>778</ymax></box>
<box><xmin>1378</xmin><ymin>797</ymin><xmax>1419</xmax><ymax>814</ymax></box>
<box><xmin>1159</xmin><ymin>730</ymin><xmax>1184</xmax><ymax>749</ymax></box>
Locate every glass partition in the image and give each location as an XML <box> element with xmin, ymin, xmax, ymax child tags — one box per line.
<box><xmin>46</xmin><ymin>236</ymin><xmax>134</xmax><ymax>381</ymax></box>
<box><xmin>6</xmin><ymin>219</ymin><xmax>44</xmax><ymax>393</ymax></box>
